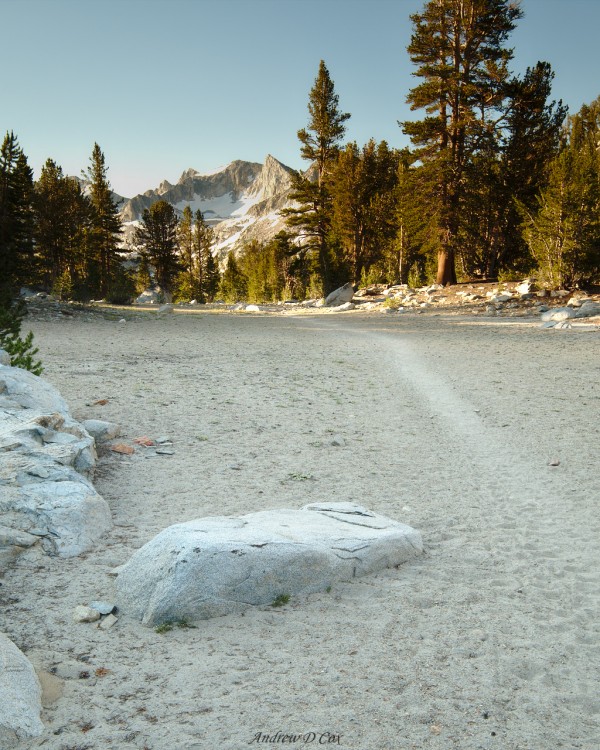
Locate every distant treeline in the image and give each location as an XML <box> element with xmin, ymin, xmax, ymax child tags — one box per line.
<box><xmin>1</xmin><ymin>0</ymin><xmax>599</xmax><ymax>311</ymax></box>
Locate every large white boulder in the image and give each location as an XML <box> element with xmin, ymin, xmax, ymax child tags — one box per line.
<box><xmin>116</xmin><ymin>502</ymin><xmax>422</xmax><ymax>626</ymax></box>
<box><xmin>324</xmin><ymin>283</ymin><xmax>355</xmax><ymax>307</ymax></box>
<box><xmin>0</xmin><ymin>365</ymin><xmax>112</xmax><ymax>564</ymax></box>
<box><xmin>0</xmin><ymin>633</ymin><xmax>43</xmax><ymax>740</ymax></box>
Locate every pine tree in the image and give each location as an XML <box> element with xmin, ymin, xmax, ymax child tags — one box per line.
<box><xmin>85</xmin><ymin>143</ymin><xmax>122</xmax><ymax>299</ymax></box>
<box><xmin>194</xmin><ymin>210</ymin><xmax>218</xmax><ymax>302</ymax></box>
<box><xmin>283</xmin><ymin>60</ymin><xmax>350</xmax><ymax>294</ymax></box>
<box><xmin>219</xmin><ymin>251</ymin><xmax>247</xmax><ymax>302</ymax></box>
<box><xmin>329</xmin><ymin>139</ymin><xmax>399</xmax><ymax>283</ymax></box>
<box><xmin>134</xmin><ymin>200</ymin><xmax>181</xmax><ymax>301</ymax></box>
<box><xmin>387</xmin><ymin>150</ymin><xmax>429</xmax><ymax>285</ymax></box>
<box><xmin>0</xmin><ymin>132</ymin><xmax>35</xmax><ymax>304</ymax></box>
<box><xmin>175</xmin><ymin>205</ymin><xmax>195</xmax><ymax>301</ymax></box>
<box><xmin>34</xmin><ymin>159</ymin><xmax>91</xmax><ymax>295</ymax></box>
<box><xmin>403</xmin><ymin>0</ymin><xmax>522</xmax><ymax>285</ymax></box>
<box><xmin>521</xmin><ymin>97</ymin><xmax>600</xmax><ymax>287</ymax></box>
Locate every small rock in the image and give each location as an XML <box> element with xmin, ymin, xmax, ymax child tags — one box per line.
<box><xmin>97</xmin><ymin>613</ymin><xmax>118</xmax><ymax>630</ymax></box>
<box><xmin>330</xmin><ymin>435</ymin><xmax>346</xmax><ymax>447</ymax></box>
<box><xmin>157</xmin><ymin>303</ymin><xmax>174</xmax><ymax>315</ymax></box>
<box><xmin>245</xmin><ymin>304</ymin><xmax>260</xmax><ymax>312</ymax></box>
<box><xmin>73</xmin><ymin>605</ymin><xmax>101</xmax><ymax>623</ymax></box>
<box><xmin>540</xmin><ymin>307</ymin><xmax>575</xmax><ymax>322</ymax></box>
<box><xmin>81</xmin><ymin>419</ymin><xmax>120</xmax><ymax>443</ymax></box>
<box><xmin>118</xmin><ymin>319</ymin><xmax>126</xmax><ymax>324</ymax></box>
<box><xmin>548</xmin><ymin>458</ymin><xmax>560</xmax><ymax>467</ymax></box>
<box><xmin>156</xmin><ymin>449</ymin><xmax>175</xmax><ymax>455</ymax></box>
<box><xmin>89</xmin><ymin>601</ymin><xmax>115</xmax><ymax>615</ymax></box>
<box><xmin>155</xmin><ymin>436</ymin><xmax>171</xmax><ymax>444</ymax></box>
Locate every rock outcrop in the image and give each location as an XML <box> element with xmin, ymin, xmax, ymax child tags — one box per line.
<box><xmin>0</xmin><ymin>632</ymin><xmax>43</xmax><ymax>741</ymax></box>
<box><xmin>0</xmin><ymin>359</ymin><xmax>113</xmax><ymax>565</ymax></box>
<box><xmin>324</xmin><ymin>283</ymin><xmax>355</xmax><ymax>308</ymax></box>
<box><xmin>116</xmin><ymin>502</ymin><xmax>423</xmax><ymax>626</ymax></box>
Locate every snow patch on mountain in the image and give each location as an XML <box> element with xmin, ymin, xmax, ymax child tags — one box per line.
<box><xmin>120</xmin><ymin>155</ymin><xmax>296</xmax><ymax>260</ymax></box>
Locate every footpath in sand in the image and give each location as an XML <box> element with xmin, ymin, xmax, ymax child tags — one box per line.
<box><xmin>1</xmin><ymin>306</ymin><xmax>599</xmax><ymax>750</ymax></box>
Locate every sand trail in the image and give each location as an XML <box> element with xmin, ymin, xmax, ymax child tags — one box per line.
<box><xmin>1</xmin><ymin>310</ymin><xmax>599</xmax><ymax>749</ymax></box>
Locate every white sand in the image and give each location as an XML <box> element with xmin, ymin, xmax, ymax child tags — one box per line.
<box><xmin>2</xmin><ymin>308</ymin><xmax>599</xmax><ymax>749</ymax></box>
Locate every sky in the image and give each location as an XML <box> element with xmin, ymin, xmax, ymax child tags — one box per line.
<box><xmin>2</xmin><ymin>0</ymin><xmax>599</xmax><ymax>198</ymax></box>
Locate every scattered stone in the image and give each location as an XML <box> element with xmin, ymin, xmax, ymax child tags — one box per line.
<box><xmin>110</xmin><ymin>443</ymin><xmax>135</xmax><ymax>455</ymax></box>
<box><xmin>575</xmin><ymin>301</ymin><xmax>600</xmax><ymax>318</ymax></box>
<box><xmin>89</xmin><ymin>601</ymin><xmax>116</xmax><ymax>615</ymax></box>
<box><xmin>133</xmin><ymin>436</ymin><xmax>155</xmax><ymax>447</ymax></box>
<box><xmin>155</xmin><ymin>436</ymin><xmax>171</xmax><ymax>444</ymax></box>
<box><xmin>134</xmin><ymin>289</ymin><xmax>161</xmax><ymax>305</ymax></box>
<box><xmin>515</xmin><ymin>279</ymin><xmax>535</xmax><ymax>295</ymax></box>
<box><xmin>0</xmin><ymin>633</ymin><xmax>43</xmax><ymax>738</ymax></box>
<box><xmin>73</xmin><ymin>605</ymin><xmax>101</xmax><ymax>623</ymax></box>
<box><xmin>540</xmin><ymin>307</ymin><xmax>576</xmax><ymax>323</ymax></box>
<box><xmin>156</xmin><ymin>448</ymin><xmax>175</xmax><ymax>455</ymax></box>
<box><xmin>117</xmin><ymin>502</ymin><xmax>422</xmax><ymax>625</ymax></box>
<box><xmin>324</xmin><ymin>283</ymin><xmax>354</xmax><ymax>307</ymax></box>
<box><xmin>330</xmin><ymin>435</ymin><xmax>346</xmax><ymax>447</ymax></box>
<box><xmin>332</xmin><ymin>301</ymin><xmax>355</xmax><ymax>311</ymax></box>
<box><xmin>157</xmin><ymin>303</ymin><xmax>174</xmax><ymax>316</ymax></box>
<box><xmin>0</xmin><ymin>348</ymin><xmax>10</xmax><ymax>366</ymax></box>
<box><xmin>245</xmin><ymin>304</ymin><xmax>261</xmax><ymax>312</ymax></box>
<box><xmin>549</xmin><ymin>458</ymin><xmax>561</xmax><ymax>467</ymax></box>
<box><xmin>81</xmin><ymin>419</ymin><xmax>120</xmax><ymax>443</ymax></box>
<box><xmin>97</xmin><ymin>613</ymin><xmax>118</xmax><ymax>630</ymax></box>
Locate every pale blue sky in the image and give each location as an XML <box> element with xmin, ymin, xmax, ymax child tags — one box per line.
<box><xmin>2</xmin><ymin>0</ymin><xmax>599</xmax><ymax>197</ymax></box>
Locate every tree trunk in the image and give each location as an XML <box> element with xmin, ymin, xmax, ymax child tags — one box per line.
<box><xmin>436</xmin><ymin>248</ymin><xmax>457</xmax><ymax>286</ymax></box>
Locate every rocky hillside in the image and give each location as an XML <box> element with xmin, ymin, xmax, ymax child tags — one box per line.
<box><xmin>119</xmin><ymin>156</ymin><xmax>295</xmax><ymax>259</ymax></box>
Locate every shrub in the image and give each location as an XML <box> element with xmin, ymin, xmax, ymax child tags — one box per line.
<box><xmin>0</xmin><ymin>301</ymin><xmax>43</xmax><ymax>375</ymax></box>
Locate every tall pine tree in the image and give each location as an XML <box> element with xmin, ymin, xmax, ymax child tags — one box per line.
<box><xmin>0</xmin><ymin>132</ymin><xmax>34</xmax><ymax>304</ymax></box>
<box><xmin>403</xmin><ymin>0</ymin><xmax>522</xmax><ymax>285</ymax></box>
<box><xmin>283</xmin><ymin>60</ymin><xmax>350</xmax><ymax>294</ymax></box>
<box><xmin>134</xmin><ymin>200</ymin><xmax>181</xmax><ymax>301</ymax></box>
<box><xmin>34</xmin><ymin>159</ymin><xmax>91</xmax><ymax>295</ymax></box>
<box><xmin>85</xmin><ymin>143</ymin><xmax>122</xmax><ymax>299</ymax></box>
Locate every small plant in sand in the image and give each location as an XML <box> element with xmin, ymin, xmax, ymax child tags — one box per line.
<box><xmin>286</xmin><ymin>472</ymin><xmax>315</xmax><ymax>482</ymax></box>
<box><xmin>0</xmin><ymin>302</ymin><xmax>43</xmax><ymax>375</ymax></box>
<box><xmin>272</xmin><ymin>594</ymin><xmax>290</xmax><ymax>608</ymax></box>
<box><xmin>155</xmin><ymin>618</ymin><xmax>196</xmax><ymax>634</ymax></box>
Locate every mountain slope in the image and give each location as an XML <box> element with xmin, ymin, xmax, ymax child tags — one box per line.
<box><xmin>120</xmin><ymin>156</ymin><xmax>295</xmax><ymax>258</ymax></box>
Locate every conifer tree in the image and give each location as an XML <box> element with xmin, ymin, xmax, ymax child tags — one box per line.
<box><xmin>283</xmin><ymin>60</ymin><xmax>350</xmax><ymax>294</ymax></box>
<box><xmin>0</xmin><ymin>132</ymin><xmax>35</xmax><ymax>304</ymax></box>
<box><xmin>219</xmin><ymin>251</ymin><xmax>247</xmax><ymax>302</ymax></box>
<box><xmin>521</xmin><ymin>97</ymin><xmax>600</xmax><ymax>287</ymax></box>
<box><xmin>175</xmin><ymin>205</ymin><xmax>195</xmax><ymax>301</ymax></box>
<box><xmin>389</xmin><ymin>151</ymin><xmax>429</xmax><ymax>284</ymax></box>
<box><xmin>329</xmin><ymin>139</ymin><xmax>399</xmax><ymax>283</ymax></box>
<box><xmin>134</xmin><ymin>200</ymin><xmax>181</xmax><ymax>301</ymax></box>
<box><xmin>403</xmin><ymin>0</ymin><xmax>522</xmax><ymax>285</ymax></box>
<box><xmin>194</xmin><ymin>210</ymin><xmax>218</xmax><ymax>302</ymax></box>
<box><xmin>84</xmin><ymin>143</ymin><xmax>122</xmax><ymax>298</ymax></box>
<box><xmin>34</xmin><ymin>159</ymin><xmax>91</xmax><ymax>294</ymax></box>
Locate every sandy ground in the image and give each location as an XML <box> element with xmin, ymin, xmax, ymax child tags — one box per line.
<box><xmin>1</xmin><ymin>306</ymin><xmax>599</xmax><ymax>750</ymax></box>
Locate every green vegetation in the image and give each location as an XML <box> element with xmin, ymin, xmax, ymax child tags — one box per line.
<box><xmin>271</xmin><ymin>594</ymin><xmax>290</xmax><ymax>608</ymax></box>
<box><xmin>1</xmin><ymin>1</ymin><xmax>598</xmax><ymax>313</ymax></box>
<box><xmin>154</xmin><ymin>618</ymin><xmax>197</xmax><ymax>633</ymax></box>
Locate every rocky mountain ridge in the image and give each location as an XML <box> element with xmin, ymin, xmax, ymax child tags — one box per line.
<box><xmin>119</xmin><ymin>155</ymin><xmax>296</xmax><ymax>258</ymax></box>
